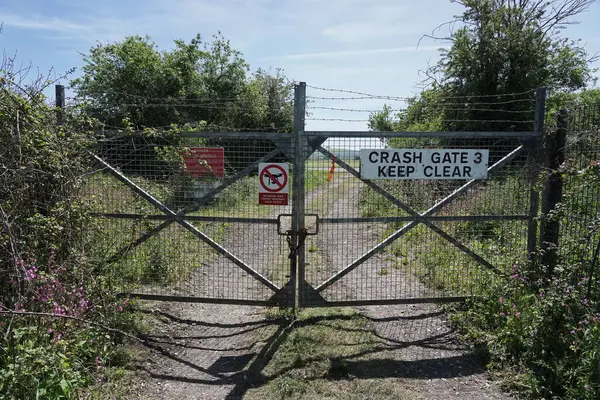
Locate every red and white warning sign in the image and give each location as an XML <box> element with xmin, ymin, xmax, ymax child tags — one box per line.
<box><xmin>258</xmin><ymin>163</ymin><xmax>289</xmax><ymax>206</ymax></box>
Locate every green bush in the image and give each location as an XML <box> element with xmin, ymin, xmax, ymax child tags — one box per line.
<box><xmin>357</xmin><ymin>123</ymin><xmax>600</xmax><ymax>398</ymax></box>
<box><xmin>0</xmin><ymin>68</ymin><xmax>137</xmax><ymax>398</ymax></box>
<box><xmin>450</xmin><ymin>162</ymin><xmax>600</xmax><ymax>399</ymax></box>
<box><xmin>451</xmin><ymin>266</ymin><xmax>599</xmax><ymax>399</ymax></box>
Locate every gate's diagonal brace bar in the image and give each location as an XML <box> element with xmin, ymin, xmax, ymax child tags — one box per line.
<box><xmin>425</xmin><ymin>224</ymin><xmax>504</xmax><ymax>276</ymax></box>
<box><xmin>317</xmin><ymin>147</ymin><xmax>417</xmax><ymax>216</ymax></box>
<box><xmin>177</xmin><ymin>219</ymin><xmax>279</xmax><ymax>292</ymax></box>
<box><xmin>97</xmin><ymin>148</ymin><xmax>282</xmax><ymax>260</ymax></box>
<box><xmin>107</xmin><ymin>220</ymin><xmax>172</xmax><ymax>264</ymax></box>
<box><xmin>92</xmin><ymin>154</ymin><xmax>174</xmax><ymax>215</ymax></box>
<box><xmin>316</xmin><ymin>145</ymin><xmax>525</xmax><ymax>293</ymax></box>
<box><xmin>306</xmin><ymin>137</ymin><xmax>328</xmax><ymax>161</ymax></box>
<box><xmin>93</xmin><ymin>154</ymin><xmax>279</xmax><ymax>293</ymax></box>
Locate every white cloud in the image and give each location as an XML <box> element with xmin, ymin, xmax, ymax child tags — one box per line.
<box><xmin>1</xmin><ymin>14</ymin><xmax>85</xmax><ymax>33</ymax></box>
<box><xmin>322</xmin><ymin>22</ymin><xmax>410</xmax><ymax>42</ymax></box>
<box><xmin>319</xmin><ymin>3</ymin><xmax>426</xmax><ymax>42</ymax></box>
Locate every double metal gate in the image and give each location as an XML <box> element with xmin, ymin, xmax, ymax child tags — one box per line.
<box><xmin>87</xmin><ymin>83</ymin><xmax>545</xmax><ymax>307</ymax></box>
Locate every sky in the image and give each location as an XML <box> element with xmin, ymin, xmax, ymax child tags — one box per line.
<box><xmin>1</xmin><ymin>0</ymin><xmax>600</xmax><ymax>136</ymax></box>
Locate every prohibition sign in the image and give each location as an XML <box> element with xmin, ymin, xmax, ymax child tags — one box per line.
<box><xmin>260</xmin><ymin>164</ymin><xmax>288</xmax><ymax>193</ymax></box>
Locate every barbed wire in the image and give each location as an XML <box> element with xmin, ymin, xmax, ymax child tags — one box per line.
<box><xmin>58</xmin><ymin>86</ymin><xmax>538</xmax><ymax>130</ymax></box>
<box><xmin>307</xmin><ymin>95</ymin><xmax>410</xmax><ymax>101</ymax></box>
<box><xmin>306</xmin><ymin>118</ymin><xmax>370</xmax><ymax>123</ymax></box>
<box><xmin>439</xmin><ymin>98</ymin><xmax>536</xmax><ymax>105</ymax></box>
<box><xmin>91</xmin><ymin>91</ymin><xmax>249</xmax><ymax>103</ymax></box>
<box><xmin>307</xmin><ymin>95</ymin><xmax>535</xmax><ymax>106</ymax></box>
<box><xmin>307</xmin><ymin>106</ymin><xmax>407</xmax><ymax>113</ymax></box>
<box><xmin>306</xmin><ymin>84</ymin><xmax>537</xmax><ymax>100</ymax></box>
<box><xmin>444</xmin><ymin>119</ymin><xmax>535</xmax><ymax>124</ymax></box>
<box><xmin>92</xmin><ymin>122</ymin><xmax>292</xmax><ymax>133</ymax></box>
<box><xmin>307</xmin><ymin>105</ymin><xmax>533</xmax><ymax>114</ymax></box>
<box><xmin>425</xmin><ymin>107</ymin><xmax>534</xmax><ymax>113</ymax></box>
<box><xmin>74</xmin><ymin>103</ymin><xmax>264</xmax><ymax>112</ymax></box>
<box><xmin>307</xmin><ymin>117</ymin><xmax>534</xmax><ymax>124</ymax></box>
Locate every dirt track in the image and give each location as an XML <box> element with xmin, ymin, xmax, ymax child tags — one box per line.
<box><xmin>313</xmin><ymin>180</ymin><xmax>510</xmax><ymax>399</ymax></box>
<box><xmin>128</xmin><ymin>174</ymin><xmax>511</xmax><ymax>400</ymax></box>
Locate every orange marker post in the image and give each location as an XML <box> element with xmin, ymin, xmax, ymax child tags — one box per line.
<box><xmin>327</xmin><ymin>156</ymin><xmax>336</xmax><ymax>182</ymax></box>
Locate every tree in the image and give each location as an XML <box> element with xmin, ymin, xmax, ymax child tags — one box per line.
<box><xmin>372</xmin><ymin>0</ymin><xmax>597</xmax><ymax>133</ymax></box>
<box><xmin>72</xmin><ymin>32</ymin><xmax>293</xmax><ymax>131</ymax></box>
<box><xmin>73</xmin><ymin>33</ymin><xmax>295</xmax><ymax>175</ymax></box>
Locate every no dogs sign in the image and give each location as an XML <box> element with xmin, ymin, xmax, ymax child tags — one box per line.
<box><xmin>258</xmin><ymin>163</ymin><xmax>289</xmax><ymax>205</ymax></box>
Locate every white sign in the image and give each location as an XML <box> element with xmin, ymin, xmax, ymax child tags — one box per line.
<box><xmin>360</xmin><ymin>149</ymin><xmax>489</xmax><ymax>180</ymax></box>
<box><xmin>258</xmin><ymin>163</ymin><xmax>289</xmax><ymax>205</ymax></box>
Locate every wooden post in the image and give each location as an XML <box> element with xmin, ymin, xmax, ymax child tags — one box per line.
<box><xmin>527</xmin><ymin>88</ymin><xmax>546</xmax><ymax>260</ymax></box>
<box><xmin>55</xmin><ymin>84</ymin><xmax>65</xmax><ymax>124</ymax></box>
<box><xmin>539</xmin><ymin>109</ymin><xmax>568</xmax><ymax>276</ymax></box>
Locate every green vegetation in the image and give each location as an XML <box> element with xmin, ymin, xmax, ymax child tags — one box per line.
<box><xmin>361</xmin><ymin>119</ymin><xmax>600</xmax><ymax>399</ymax></box>
<box><xmin>0</xmin><ymin>59</ymin><xmax>139</xmax><ymax>398</ymax></box>
<box><xmin>363</xmin><ymin>1</ymin><xmax>600</xmax><ymax>397</ymax></box>
<box><xmin>72</xmin><ymin>33</ymin><xmax>293</xmax><ymax>132</ymax></box>
<box><xmin>369</xmin><ymin>0</ymin><xmax>596</xmax><ymax>134</ymax></box>
<box><xmin>304</xmin><ymin>170</ymin><xmax>330</xmax><ymax>192</ymax></box>
<box><xmin>1</xmin><ymin>26</ymin><xmax>296</xmax><ymax>398</ymax></box>
<box><xmin>448</xmin><ymin>148</ymin><xmax>600</xmax><ymax>399</ymax></box>
<box><xmin>246</xmin><ymin>308</ymin><xmax>422</xmax><ymax>400</ymax></box>
<box><xmin>85</xmin><ymin>173</ymin><xmax>264</xmax><ymax>288</ymax></box>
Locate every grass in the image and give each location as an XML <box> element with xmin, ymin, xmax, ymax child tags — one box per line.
<box><xmin>246</xmin><ymin>307</ymin><xmax>423</xmax><ymax>400</ymax></box>
<box><xmin>358</xmin><ymin>175</ymin><xmax>531</xmax><ymax>296</ymax></box>
<box><xmin>84</xmin><ymin>173</ymin><xmax>268</xmax><ymax>290</ymax></box>
<box><xmin>304</xmin><ymin>170</ymin><xmax>330</xmax><ymax>192</ymax></box>
<box><xmin>78</xmin><ymin>309</ymin><xmax>159</xmax><ymax>400</ymax></box>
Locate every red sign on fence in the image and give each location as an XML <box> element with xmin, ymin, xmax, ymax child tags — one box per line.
<box><xmin>182</xmin><ymin>147</ymin><xmax>225</xmax><ymax>178</ymax></box>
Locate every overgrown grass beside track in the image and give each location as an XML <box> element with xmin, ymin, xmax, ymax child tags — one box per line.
<box><xmin>357</xmin><ymin>150</ymin><xmax>600</xmax><ymax>398</ymax></box>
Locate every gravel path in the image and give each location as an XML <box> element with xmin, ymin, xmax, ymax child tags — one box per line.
<box><xmin>129</xmin><ymin>180</ymin><xmax>345</xmax><ymax>399</ymax></box>
<box><xmin>128</xmin><ymin>173</ymin><xmax>511</xmax><ymax>399</ymax></box>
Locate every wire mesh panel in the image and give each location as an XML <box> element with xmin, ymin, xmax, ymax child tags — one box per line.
<box><xmin>81</xmin><ymin>83</ymin><xmax>548</xmax><ymax>308</ymax></box>
<box><xmin>560</xmin><ymin>105</ymin><xmax>600</xmax><ymax>296</ymax></box>
<box><xmin>83</xmin><ymin>133</ymin><xmax>295</xmax><ymax>305</ymax></box>
<box><xmin>300</xmin><ymin>133</ymin><xmax>538</xmax><ymax>306</ymax></box>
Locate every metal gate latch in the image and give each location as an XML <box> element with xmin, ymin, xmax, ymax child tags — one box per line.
<box><xmin>277</xmin><ymin>214</ymin><xmax>319</xmax><ymax>259</ymax></box>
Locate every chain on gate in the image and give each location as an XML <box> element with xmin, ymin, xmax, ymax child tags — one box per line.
<box><xmin>286</xmin><ymin>228</ymin><xmax>308</xmax><ymax>259</ymax></box>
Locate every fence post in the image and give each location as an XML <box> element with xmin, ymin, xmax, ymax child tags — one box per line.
<box><xmin>291</xmin><ymin>82</ymin><xmax>306</xmax><ymax>308</ymax></box>
<box><xmin>539</xmin><ymin>109</ymin><xmax>568</xmax><ymax>276</ymax></box>
<box><xmin>527</xmin><ymin>88</ymin><xmax>546</xmax><ymax>260</ymax></box>
<box><xmin>55</xmin><ymin>84</ymin><xmax>65</xmax><ymax>125</ymax></box>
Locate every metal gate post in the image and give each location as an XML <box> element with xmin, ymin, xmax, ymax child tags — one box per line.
<box><xmin>291</xmin><ymin>82</ymin><xmax>307</xmax><ymax>308</ymax></box>
<box><xmin>527</xmin><ymin>87</ymin><xmax>546</xmax><ymax>259</ymax></box>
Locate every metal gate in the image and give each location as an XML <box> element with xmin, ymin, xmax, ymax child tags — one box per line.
<box><xmin>86</xmin><ymin>83</ymin><xmax>545</xmax><ymax>307</ymax></box>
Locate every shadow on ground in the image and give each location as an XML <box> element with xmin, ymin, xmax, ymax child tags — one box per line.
<box><xmin>131</xmin><ymin>307</ymin><xmax>489</xmax><ymax>400</ymax></box>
